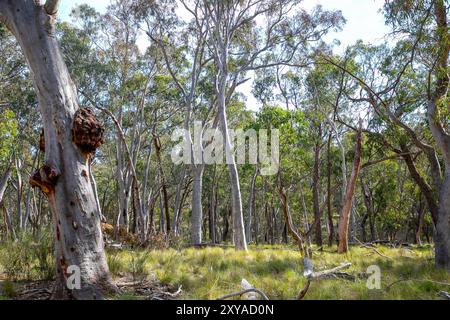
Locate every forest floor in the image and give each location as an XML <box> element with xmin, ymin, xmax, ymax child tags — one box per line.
<box><xmin>1</xmin><ymin>244</ymin><xmax>450</xmax><ymax>300</ymax></box>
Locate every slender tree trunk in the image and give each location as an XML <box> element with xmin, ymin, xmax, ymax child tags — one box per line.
<box><xmin>191</xmin><ymin>165</ymin><xmax>204</xmax><ymax>245</ymax></box>
<box><xmin>277</xmin><ymin>173</ymin><xmax>306</xmax><ymax>256</ymax></box>
<box><xmin>401</xmin><ymin>145</ymin><xmax>439</xmax><ymax>222</ymax></box>
<box><xmin>0</xmin><ymin>166</ymin><xmax>11</xmax><ymax>208</ymax></box>
<box><xmin>24</xmin><ymin>150</ymin><xmax>40</xmax><ymax>231</ymax></box>
<box><xmin>326</xmin><ymin>134</ymin><xmax>334</xmax><ymax>246</ymax></box>
<box><xmin>15</xmin><ymin>156</ymin><xmax>23</xmax><ymax>230</ymax></box>
<box><xmin>209</xmin><ymin>165</ymin><xmax>218</xmax><ymax>243</ymax></box>
<box><xmin>154</xmin><ymin>136</ymin><xmax>170</xmax><ymax>233</ymax></box>
<box><xmin>298</xmin><ymin>178</ymin><xmax>311</xmax><ymax>244</ymax></box>
<box><xmin>246</xmin><ymin>167</ymin><xmax>258</xmax><ymax>243</ymax></box>
<box><xmin>0</xmin><ymin>166</ymin><xmax>14</xmax><ymax>239</ymax></box>
<box><xmin>338</xmin><ymin>124</ymin><xmax>363</xmax><ymax>253</ymax></box>
<box><xmin>312</xmin><ymin>136</ymin><xmax>322</xmax><ymax>246</ymax></box>
<box><xmin>171</xmin><ymin>166</ymin><xmax>186</xmax><ymax>236</ymax></box>
<box><xmin>361</xmin><ymin>178</ymin><xmax>375</xmax><ymax>243</ymax></box>
<box><xmin>217</xmin><ymin>55</ymin><xmax>247</xmax><ymax>250</ymax></box>
<box><xmin>0</xmin><ymin>1</ymin><xmax>116</xmax><ymax>299</ymax></box>
<box><xmin>415</xmin><ymin>198</ymin><xmax>425</xmax><ymax>245</ymax></box>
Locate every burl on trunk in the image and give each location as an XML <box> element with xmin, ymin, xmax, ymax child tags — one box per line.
<box><xmin>0</xmin><ymin>0</ymin><xmax>116</xmax><ymax>299</ymax></box>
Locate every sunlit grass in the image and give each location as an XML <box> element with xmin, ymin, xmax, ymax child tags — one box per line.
<box><xmin>102</xmin><ymin>244</ymin><xmax>449</xmax><ymax>300</ymax></box>
<box><xmin>0</xmin><ymin>243</ymin><xmax>447</xmax><ymax>300</ymax></box>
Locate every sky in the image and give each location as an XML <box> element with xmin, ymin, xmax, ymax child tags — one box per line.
<box><xmin>58</xmin><ymin>0</ymin><xmax>390</xmax><ymax>110</ymax></box>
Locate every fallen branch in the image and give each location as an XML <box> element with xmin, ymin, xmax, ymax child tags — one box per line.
<box><xmin>218</xmin><ymin>288</ymin><xmax>270</xmax><ymax>301</ymax></box>
<box><xmin>163</xmin><ymin>285</ymin><xmax>183</xmax><ymax>298</ymax></box>
<box><xmin>355</xmin><ymin>237</ymin><xmax>392</xmax><ymax>260</ymax></box>
<box><xmin>309</xmin><ymin>263</ymin><xmax>353</xmax><ymax>279</ymax></box>
<box><xmin>298</xmin><ymin>259</ymin><xmax>353</xmax><ymax>300</ymax></box>
<box><xmin>297</xmin><ymin>280</ymin><xmax>311</xmax><ymax>300</ymax></box>
<box><xmin>438</xmin><ymin>291</ymin><xmax>450</xmax><ymax>300</ymax></box>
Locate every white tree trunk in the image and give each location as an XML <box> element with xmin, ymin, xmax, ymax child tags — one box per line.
<box><xmin>191</xmin><ymin>165</ymin><xmax>204</xmax><ymax>245</ymax></box>
<box><xmin>246</xmin><ymin>167</ymin><xmax>258</xmax><ymax>243</ymax></box>
<box><xmin>218</xmin><ymin>69</ymin><xmax>247</xmax><ymax>251</ymax></box>
<box><xmin>0</xmin><ymin>1</ymin><xmax>116</xmax><ymax>299</ymax></box>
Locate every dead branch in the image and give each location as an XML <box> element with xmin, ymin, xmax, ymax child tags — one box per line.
<box><xmin>298</xmin><ymin>258</ymin><xmax>353</xmax><ymax>299</ymax></box>
<box><xmin>438</xmin><ymin>291</ymin><xmax>450</xmax><ymax>300</ymax></box>
<box><xmin>354</xmin><ymin>237</ymin><xmax>392</xmax><ymax>260</ymax></box>
<box><xmin>297</xmin><ymin>280</ymin><xmax>311</xmax><ymax>300</ymax></box>
<box><xmin>218</xmin><ymin>288</ymin><xmax>269</xmax><ymax>301</ymax></box>
<box><xmin>308</xmin><ymin>262</ymin><xmax>353</xmax><ymax>279</ymax></box>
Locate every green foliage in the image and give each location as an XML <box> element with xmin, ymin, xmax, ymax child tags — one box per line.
<box><xmin>107</xmin><ymin>250</ymin><xmax>126</xmax><ymax>278</ymax></box>
<box><xmin>32</xmin><ymin>231</ymin><xmax>55</xmax><ymax>280</ymax></box>
<box><xmin>0</xmin><ymin>238</ymin><xmax>35</xmax><ymax>281</ymax></box>
<box><xmin>0</xmin><ymin>231</ymin><xmax>54</xmax><ymax>281</ymax></box>
<box><xmin>128</xmin><ymin>251</ymin><xmax>150</xmax><ymax>283</ymax></box>
<box><xmin>0</xmin><ymin>280</ymin><xmax>17</xmax><ymax>299</ymax></box>
<box><xmin>0</xmin><ymin>109</ymin><xmax>18</xmax><ymax>160</ymax></box>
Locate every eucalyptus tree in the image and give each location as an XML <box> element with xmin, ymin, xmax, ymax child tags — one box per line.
<box><xmin>384</xmin><ymin>0</ymin><xmax>450</xmax><ymax>269</ymax></box>
<box><xmin>200</xmin><ymin>0</ymin><xmax>343</xmax><ymax>250</ymax></box>
<box><xmin>0</xmin><ymin>0</ymin><xmax>116</xmax><ymax>298</ymax></box>
<box><xmin>385</xmin><ymin>0</ymin><xmax>450</xmax><ymax>270</ymax></box>
<box><xmin>64</xmin><ymin>3</ymin><xmax>170</xmax><ymax>238</ymax></box>
<box><xmin>134</xmin><ymin>0</ymin><xmax>216</xmax><ymax>244</ymax></box>
<box><xmin>324</xmin><ymin>0</ymin><xmax>450</xmax><ymax>267</ymax></box>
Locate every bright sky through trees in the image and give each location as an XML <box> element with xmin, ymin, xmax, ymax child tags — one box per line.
<box><xmin>59</xmin><ymin>0</ymin><xmax>389</xmax><ymax>110</ymax></box>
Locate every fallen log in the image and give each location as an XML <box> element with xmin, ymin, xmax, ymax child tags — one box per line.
<box><xmin>298</xmin><ymin>259</ymin><xmax>353</xmax><ymax>300</ymax></box>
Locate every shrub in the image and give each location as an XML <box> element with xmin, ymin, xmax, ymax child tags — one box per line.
<box><xmin>0</xmin><ymin>280</ymin><xmax>17</xmax><ymax>298</ymax></box>
<box><xmin>107</xmin><ymin>250</ymin><xmax>125</xmax><ymax>277</ymax></box>
<box><xmin>0</xmin><ymin>237</ymin><xmax>35</xmax><ymax>280</ymax></box>
<box><xmin>0</xmin><ymin>230</ymin><xmax>54</xmax><ymax>281</ymax></box>
<box><xmin>32</xmin><ymin>230</ymin><xmax>55</xmax><ymax>280</ymax></box>
<box><xmin>128</xmin><ymin>251</ymin><xmax>150</xmax><ymax>283</ymax></box>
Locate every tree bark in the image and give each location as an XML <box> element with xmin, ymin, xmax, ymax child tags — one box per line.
<box><xmin>0</xmin><ymin>1</ymin><xmax>116</xmax><ymax>299</ymax></box>
<box><xmin>429</xmin><ymin>0</ymin><xmax>450</xmax><ymax>270</ymax></box>
<box><xmin>246</xmin><ymin>167</ymin><xmax>258</xmax><ymax>243</ymax></box>
<box><xmin>154</xmin><ymin>136</ymin><xmax>170</xmax><ymax>234</ymax></box>
<box><xmin>326</xmin><ymin>133</ymin><xmax>334</xmax><ymax>246</ymax></box>
<box><xmin>171</xmin><ymin>165</ymin><xmax>186</xmax><ymax>236</ymax></box>
<box><xmin>277</xmin><ymin>173</ymin><xmax>307</xmax><ymax>256</ymax></box>
<box><xmin>191</xmin><ymin>165</ymin><xmax>204</xmax><ymax>245</ymax></box>
<box><xmin>312</xmin><ymin>136</ymin><xmax>322</xmax><ymax>246</ymax></box>
<box><xmin>415</xmin><ymin>197</ymin><xmax>425</xmax><ymax>245</ymax></box>
<box><xmin>338</xmin><ymin>123</ymin><xmax>363</xmax><ymax>253</ymax></box>
<box><xmin>217</xmin><ymin>56</ymin><xmax>247</xmax><ymax>250</ymax></box>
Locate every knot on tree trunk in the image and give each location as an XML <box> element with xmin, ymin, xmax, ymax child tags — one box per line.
<box><xmin>39</xmin><ymin>129</ymin><xmax>45</xmax><ymax>152</ymax></box>
<box><xmin>30</xmin><ymin>164</ymin><xmax>60</xmax><ymax>195</ymax></box>
<box><xmin>72</xmin><ymin>107</ymin><xmax>105</xmax><ymax>156</ymax></box>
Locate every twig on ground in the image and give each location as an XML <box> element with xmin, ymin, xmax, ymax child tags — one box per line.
<box><xmin>297</xmin><ymin>280</ymin><xmax>311</xmax><ymax>300</ymax></box>
<box><xmin>218</xmin><ymin>288</ymin><xmax>270</xmax><ymax>301</ymax></box>
<box><xmin>355</xmin><ymin>237</ymin><xmax>392</xmax><ymax>260</ymax></box>
<box><xmin>163</xmin><ymin>285</ymin><xmax>182</xmax><ymax>298</ymax></box>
